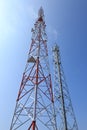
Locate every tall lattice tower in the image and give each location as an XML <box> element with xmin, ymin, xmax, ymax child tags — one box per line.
<box><xmin>52</xmin><ymin>44</ymin><xmax>78</xmax><ymax>130</ymax></box>
<box><xmin>10</xmin><ymin>7</ymin><xmax>78</xmax><ymax>130</ymax></box>
<box><xmin>10</xmin><ymin>7</ymin><xmax>57</xmax><ymax>130</ymax></box>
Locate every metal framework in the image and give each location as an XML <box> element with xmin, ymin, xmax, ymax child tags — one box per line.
<box><xmin>10</xmin><ymin>7</ymin><xmax>57</xmax><ymax>130</ymax></box>
<box><xmin>52</xmin><ymin>44</ymin><xmax>78</xmax><ymax>130</ymax></box>
<box><xmin>10</xmin><ymin>7</ymin><xmax>78</xmax><ymax>130</ymax></box>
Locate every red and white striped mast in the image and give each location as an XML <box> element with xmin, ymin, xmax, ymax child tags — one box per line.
<box><xmin>10</xmin><ymin>7</ymin><xmax>57</xmax><ymax>130</ymax></box>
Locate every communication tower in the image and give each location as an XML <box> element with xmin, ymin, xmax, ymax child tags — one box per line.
<box><xmin>10</xmin><ymin>7</ymin><xmax>57</xmax><ymax>130</ymax></box>
<box><xmin>10</xmin><ymin>7</ymin><xmax>78</xmax><ymax>130</ymax></box>
<box><xmin>52</xmin><ymin>44</ymin><xmax>78</xmax><ymax>130</ymax></box>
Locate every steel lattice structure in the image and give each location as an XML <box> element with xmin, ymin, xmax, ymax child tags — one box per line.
<box><xmin>10</xmin><ymin>7</ymin><xmax>57</xmax><ymax>130</ymax></box>
<box><xmin>52</xmin><ymin>44</ymin><xmax>78</xmax><ymax>130</ymax></box>
<box><xmin>10</xmin><ymin>7</ymin><xmax>78</xmax><ymax>130</ymax></box>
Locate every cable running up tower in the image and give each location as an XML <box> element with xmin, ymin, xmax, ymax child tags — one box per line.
<box><xmin>10</xmin><ymin>7</ymin><xmax>57</xmax><ymax>130</ymax></box>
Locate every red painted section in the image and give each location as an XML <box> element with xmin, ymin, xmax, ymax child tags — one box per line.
<box><xmin>32</xmin><ymin>121</ymin><xmax>36</xmax><ymax>130</ymax></box>
<box><xmin>28</xmin><ymin>121</ymin><xmax>36</xmax><ymax>130</ymax></box>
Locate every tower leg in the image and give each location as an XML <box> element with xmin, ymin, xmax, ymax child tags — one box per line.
<box><xmin>32</xmin><ymin>121</ymin><xmax>36</xmax><ymax>130</ymax></box>
<box><xmin>28</xmin><ymin>121</ymin><xmax>36</xmax><ymax>130</ymax></box>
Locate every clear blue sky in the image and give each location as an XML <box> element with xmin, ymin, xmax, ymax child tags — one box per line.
<box><xmin>0</xmin><ymin>0</ymin><xmax>87</xmax><ymax>130</ymax></box>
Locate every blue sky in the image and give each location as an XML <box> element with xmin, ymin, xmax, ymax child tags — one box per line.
<box><xmin>0</xmin><ymin>0</ymin><xmax>87</xmax><ymax>130</ymax></box>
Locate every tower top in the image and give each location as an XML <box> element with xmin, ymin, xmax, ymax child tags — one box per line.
<box><xmin>52</xmin><ymin>44</ymin><xmax>59</xmax><ymax>52</ymax></box>
<box><xmin>38</xmin><ymin>6</ymin><xmax>44</xmax><ymax>18</ymax></box>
